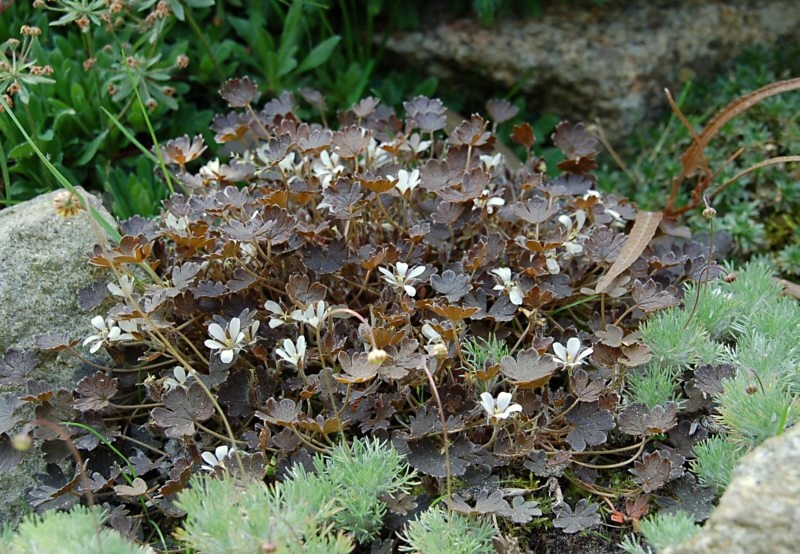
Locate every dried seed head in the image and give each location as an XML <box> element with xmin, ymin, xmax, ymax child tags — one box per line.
<box><xmin>702</xmin><ymin>206</ymin><xmax>716</xmax><ymax>219</ymax></box>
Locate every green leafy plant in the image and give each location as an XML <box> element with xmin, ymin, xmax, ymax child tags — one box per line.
<box><xmin>619</xmin><ymin>510</ymin><xmax>699</xmax><ymax>554</ymax></box>
<box><xmin>398</xmin><ymin>506</ymin><xmax>496</xmax><ymax>554</ymax></box>
<box><xmin>1</xmin><ymin>505</ymin><xmax>155</xmax><ymax>554</ymax></box>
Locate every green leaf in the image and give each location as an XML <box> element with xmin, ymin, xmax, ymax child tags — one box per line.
<box><xmin>75</xmin><ymin>128</ymin><xmax>109</xmax><ymax>166</ymax></box>
<box><xmin>296</xmin><ymin>35</ymin><xmax>341</xmax><ymax>73</ymax></box>
<box><xmin>8</xmin><ymin>142</ymin><xmax>35</xmax><ymax>160</ymax></box>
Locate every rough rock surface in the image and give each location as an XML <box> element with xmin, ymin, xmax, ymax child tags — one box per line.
<box><xmin>385</xmin><ymin>0</ymin><xmax>800</xmax><ymax>141</ymax></box>
<box><xmin>0</xmin><ymin>188</ymin><xmax>117</xmax><ymax>530</ymax></box>
<box><xmin>665</xmin><ymin>424</ymin><xmax>800</xmax><ymax>554</ymax></box>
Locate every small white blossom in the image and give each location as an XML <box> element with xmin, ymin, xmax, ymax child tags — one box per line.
<box><xmin>163</xmin><ymin>366</ymin><xmax>192</xmax><ymax>391</ymax></box>
<box><xmin>204</xmin><ymin>318</ymin><xmax>246</xmax><ymax>364</ymax></box>
<box><xmin>552</xmin><ymin>337</ymin><xmax>593</xmax><ymax>369</ymax></box>
<box><xmin>83</xmin><ymin>316</ymin><xmax>135</xmax><ymax>353</ymax></box>
<box><xmin>490</xmin><ymin>267</ymin><xmax>524</xmax><ymax>305</ymax></box>
<box><xmin>378</xmin><ymin>262</ymin><xmax>426</xmax><ymax>297</ymax></box>
<box><xmin>365</xmin><ymin>137</ymin><xmax>393</xmax><ymax>169</ymax></box>
<box><xmin>473</xmin><ymin>189</ymin><xmax>506</xmax><ymax>214</ymax></box>
<box><xmin>291</xmin><ymin>300</ymin><xmax>329</xmax><ymax>330</ymax></box>
<box><xmin>107</xmin><ymin>275</ymin><xmax>135</xmax><ymax>298</ymax></box>
<box><xmin>199</xmin><ymin>158</ymin><xmax>223</xmax><ymax>182</ymax></box>
<box><xmin>200</xmin><ymin>445</ymin><xmax>236</xmax><ymax>472</ymax></box>
<box><xmin>422</xmin><ymin>323</ymin><xmax>443</xmax><ymax>344</ymax></box>
<box><xmin>480</xmin><ymin>153</ymin><xmax>503</xmax><ymax>172</ymax></box>
<box><xmin>393</xmin><ymin>168</ymin><xmax>420</xmax><ymax>196</ymax></box>
<box><xmin>276</xmin><ymin>335</ymin><xmax>306</xmax><ymax>368</ymax></box>
<box><xmin>558</xmin><ymin>210</ymin><xmax>586</xmax><ymax>256</ymax></box>
<box><xmin>264</xmin><ymin>300</ymin><xmax>292</xmax><ymax>329</ymax></box>
<box><xmin>480</xmin><ymin>391</ymin><xmax>522</xmax><ymax>423</ymax></box>
<box><xmin>546</xmin><ymin>255</ymin><xmax>561</xmax><ymax>275</ymax></box>
<box><xmin>312</xmin><ymin>150</ymin><xmax>344</xmax><ymax>189</ymax></box>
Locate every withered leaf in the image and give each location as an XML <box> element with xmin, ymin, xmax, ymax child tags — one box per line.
<box><xmin>0</xmin><ymin>348</ymin><xmax>37</xmax><ymax>385</ymax></box>
<box><xmin>630</xmin><ymin>451</ymin><xmax>671</xmax><ymax>493</ymax></box>
<box><xmin>511</xmin><ymin>122</ymin><xmax>535</xmax><ymax>150</ymax></box>
<box><xmin>428</xmin><ymin>303</ymin><xmax>479</xmax><ymax>322</ymax></box>
<box><xmin>151</xmin><ymin>383</ymin><xmax>213</xmax><ymax>438</ymax></box>
<box><xmin>335</xmin><ymin>351</ymin><xmax>379</xmax><ymax>384</ymax></box>
<box><xmin>74</xmin><ymin>372</ymin><xmax>118</xmax><ymax>412</ymax></box>
<box><xmin>430</xmin><ymin>269</ymin><xmax>471</xmax><ymax>302</ymax></box>
<box><xmin>553</xmin><ymin>499</ymin><xmax>601</xmax><ymax>534</ymax></box>
<box><xmin>596</xmin><ymin>211</ymin><xmax>662</xmax><ymax>294</ymax></box>
<box><xmin>565</xmin><ymin>402</ymin><xmax>615</xmax><ymax>451</ymax></box>
<box><xmin>219</xmin><ymin>76</ymin><xmax>259</xmax><ymax>108</ymax></box>
<box><xmin>499</xmin><ymin>349</ymin><xmax>559</xmax><ymax>388</ymax></box>
<box><xmin>632</xmin><ymin>279</ymin><xmax>680</xmax><ymax>312</ymax></box>
<box><xmin>114</xmin><ymin>477</ymin><xmax>147</xmax><ymax>497</ymax></box>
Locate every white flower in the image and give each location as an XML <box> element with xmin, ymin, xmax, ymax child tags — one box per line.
<box><xmin>552</xmin><ymin>337</ymin><xmax>593</xmax><ymax>369</ymax></box>
<box><xmin>200</xmin><ymin>445</ymin><xmax>235</xmax><ymax>472</ymax></box>
<box><xmin>276</xmin><ymin>336</ymin><xmax>306</xmax><ymax>368</ymax></box>
<box><xmin>291</xmin><ymin>300</ymin><xmax>329</xmax><ymax>330</ymax></box>
<box><xmin>83</xmin><ymin>315</ymin><xmax>135</xmax><ymax>353</ymax></box>
<box><xmin>378</xmin><ymin>262</ymin><xmax>426</xmax><ymax>297</ymax></box>
<box><xmin>546</xmin><ymin>255</ymin><xmax>561</xmax><ymax>275</ymax></box>
<box><xmin>473</xmin><ymin>189</ymin><xmax>506</xmax><ymax>214</ymax></box>
<box><xmin>365</xmin><ymin>137</ymin><xmax>392</xmax><ymax>169</ymax></box>
<box><xmin>479</xmin><ymin>391</ymin><xmax>522</xmax><ymax>423</ymax></box>
<box><xmin>204</xmin><ymin>318</ymin><xmax>246</xmax><ymax>364</ymax></box>
<box><xmin>107</xmin><ymin>275</ymin><xmax>135</xmax><ymax>298</ymax></box>
<box><xmin>264</xmin><ymin>300</ymin><xmax>292</xmax><ymax>329</ymax></box>
<box><xmin>163</xmin><ymin>366</ymin><xmax>192</xmax><ymax>391</ymax></box>
<box><xmin>480</xmin><ymin>153</ymin><xmax>503</xmax><ymax>172</ymax></box>
<box><xmin>490</xmin><ymin>267</ymin><xmax>524</xmax><ymax>306</ymax></box>
<box><xmin>393</xmin><ymin>168</ymin><xmax>420</xmax><ymax>196</ymax></box>
<box><xmin>558</xmin><ymin>210</ymin><xmax>586</xmax><ymax>256</ymax></box>
<box><xmin>199</xmin><ymin>158</ymin><xmax>222</xmax><ymax>181</ymax></box>
<box><xmin>312</xmin><ymin>150</ymin><xmax>344</xmax><ymax>189</ymax></box>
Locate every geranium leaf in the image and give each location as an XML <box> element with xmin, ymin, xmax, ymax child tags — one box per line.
<box><xmin>553</xmin><ymin>499</ymin><xmax>601</xmax><ymax>534</ymax></box>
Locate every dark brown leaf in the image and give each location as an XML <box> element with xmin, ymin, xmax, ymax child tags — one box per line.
<box><xmin>499</xmin><ymin>349</ymin><xmax>559</xmax><ymax>388</ymax></box>
<box><xmin>0</xmin><ymin>349</ymin><xmax>37</xmax><ymax>385</ymax></box>
<box><xmin>219</xmin><ymin>76</ymin><xmax>259</xmax><ymax>108</ymax></box>
<box><xmin>553</xmin><ymin>499</ymin><xmax>601</xmax><ymax>534</ymax></box>
<box><xmin>630</xmin><ymin>451</ymin><xmax>671</xmax><ymax>493</ymax></box>
<box><xmin>151</xmin><ymin>383</ymin><xmax>213</xmax><ymax>438</ymax></box>
<box><xmin>74</xmin><ymin>372</ymin><xmax>118</xmax><ymax>412</ymax></box>
<box><xmin>565</xmin><ymin>402</ymin><xmax>614</xmax><ymax>451</ymax></box>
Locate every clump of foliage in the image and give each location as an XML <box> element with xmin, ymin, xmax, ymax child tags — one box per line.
<box><xmin>1</xmin><ymin>73</ymin><xmax>797</xmax><ymax>551</ymax></box>
<box><xmin>1</xmin><ymin>505</ymin><xmax>155</xmax><ymax>554</ymax></box>
<box><xmin>176</xmin><ymin>436</ymin><xmax>419</xmax><ymax>553</ymax></box>
<box><xmin>0</xmin><ymin>82</ymin><xmax>711</xmax><ymax>549</ymax></box>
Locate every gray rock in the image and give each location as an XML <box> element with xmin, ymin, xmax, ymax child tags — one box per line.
<box><xmin>385</xmin><ymin>0</ymin><xmax>800</xmax><ymax>141</ymax></box>
<box><xmin>0</xmin><ymin>188</ymin><xmax>117</xmax><ymax>530</ymax></box>
<box><xmin>665</xmin><ymin>424</ymin><xmax>800</xmax><ymax>554</ymax></box>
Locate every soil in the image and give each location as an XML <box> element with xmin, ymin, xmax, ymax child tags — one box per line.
<box><xmin>520</xmin><ymin>527</ymin><xmax>626</xmax><ymax>554</ymax></box>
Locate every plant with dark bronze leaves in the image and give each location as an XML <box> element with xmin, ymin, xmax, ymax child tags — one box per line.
<box><xmin>3</xmin><ymin>78</ymin><xmax>745</xmax><ymax>551</ymax></box>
